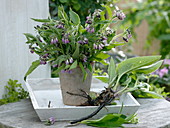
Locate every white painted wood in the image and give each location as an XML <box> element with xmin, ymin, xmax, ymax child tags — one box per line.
<box><xmin>25</xmin><ymin>78</ymin><xmax>140</xmax><ymax>121</ymax></box>
<box><xmin>0</xmin><ymin>0</ymin><xmax>50</xmax><ymax>98</ymax></box>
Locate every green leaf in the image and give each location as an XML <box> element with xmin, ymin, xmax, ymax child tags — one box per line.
<box><xmin>116</xmin><ymin>56</ymin><xmax>161</xmax><ymax>78</ymax></box>
<box><xmin>23</xmin><ymin>33</ymin><xmax>43</xmax><ymax>49</ymax></box>
<box><xmin>73</xmin><ymin>3</ymin><xmax>81</xmax><ymax>11</ymax></box>
<box><xmin>52</xmin><ymin>64</ymin><xmax>65</xmax><ymax>75</ymax></box>
<box><xmin>59</xmin><ymin>0</ymin><xmax>67</xmax><ymax>3</ymax></box>
<box><xmin>81</xmin><ymin>113</ymin><xmax>126</xmax><ymax>127</ymax></box>
<box><xmin>101</xmin><ymin>5</ymin><xmax>112</xmax><ymax>19</ymax></box>
<box><xmin>124</xmin><ymin>113</ymin><xmax>138</xmax><ymax>124</ymax></box>
<box><xmin>31</xmin><ymin>18</ymin><xmax>50</xmax><ymax>23</ymax></box>
<box><xmin>95</xmin><ymin>76</ymin><xmax>109</xmax><ymax>83</ymax></box>
<box><xmin>69</xmin><ymin>60</ymin><xmax>77</xmax><ymax>70</ymax></box>
<box><xmin>100</xmin><ymin>11</ymin><xmax>106</xmax><ymax>21</ymax></box>
<box><xmin>72</xmin><ymin>43</ymin><xmax>79</xmax><ymax>59</ymax></box>
<box><xmin>24</xmin><ymin>60</ymin><xmax>40</xmax><ymax>81</ymax></box>
<box><xmin>69</xmin><ymin>8</ymin><xmax>80</xmax><ymax>25</ymax></box>
<box><xmin>138</xmin><ymin>90</ymin><xmax>163</xmax><ymax>99</ymax></box>
<box><xmin>158</xmin><ymin>34</ymin><xmax>170</xmax><ymax>40</ymax></box>
<box><xmin>58</xmin><ymin>6</ymin><xmax>68</xmax><ymax>21</ymax></box>
<box><xmin>108</xmin><ymin>57</ymin><xmax>117</xmax><ymax>84</ymax></box>
<box><xmin>23</xmin><ymin>33</ymin><xmax>36</xmax><ymax>39</ymax></box>
<box><xmin>134</xmin><ymin>60</ymin><xmax>163</xmax><ymax>74</ymax></box>
<box><xmin>79</xmin><ymin>62</ymin><xmax>87</xmax><ymax>81</ymax></box>
<box><xmin>96</xmin><ymin>53</ymin><xmax>110</xmax><ymax>60</ymax></box>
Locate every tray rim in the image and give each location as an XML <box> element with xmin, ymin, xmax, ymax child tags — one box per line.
<box><xmin>26</xmin><ymin>78</ymin><xmax>140</xmax><ymax>109</ymax></box>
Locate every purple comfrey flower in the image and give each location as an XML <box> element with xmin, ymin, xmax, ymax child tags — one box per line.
<box><xmin>93</xmin><ymin>43</ymin><xmax>98</xmax><ymax>49</ymax></box>
<box><xmin>48</xmin><ymin>117</ymin><xmax>56</xmax><ymax>125</ymax></box>
<box><xmin>83</xmin><ymin>56</ymin><xmax>87</xmax><ymax>62</ymax></box>
<box><xmin>66</xmin><ymin>70</ymin><xmax>73</xmax><ymax>74</ymax></box>
<box><xmin>102</xmin><ymin>36</ymin><xmax>107</xmax><ymax>41</ymax></box>
<box><xmin>86</xmin><ymin>20</ymin><xmax>92</xmax><ymax>24</ymax></box>
<box><xmin>30</xmin><ymin>49</ymin><xmax>34</xmax><ymax>54</ymax></box>
<box><xmin>77</xmin><ymin>40</ymin><xmax>84</xmax><ymax>44</ymax></box>
<box><xmin>86</xmin><ymin>25</ymin><xmax>91</xmax><ymax>32</ymax></box>
<box><xmin>53</xmin><ymin>37</ymin><xmax>58</xmax><ymax>43</ymax></box>
<box><xmin>164</xmin><ymin>59</ymin><xmax>170</xmax><ymax>65</ymax></box>
<box><xmin>86</xmin><ymin>16</ymin><xmax>91</xmax><ymax>20</ymax></box>
<box><xmin>100</xmin><ymin>43</ymin><xmax>104</xmax><ymax>48</ymax></box>
<box><xmin>64</xmin><ymin>39</ymin><xmax>69</xmax><ymax>43</ymax></box>
<box><xmin>61</xmin><ymin>69</ymin><xmax>72</xmax><ymax>74</ymax></box>
<box><xmin>61</xmin><ymin>70</ymin><xmax>65</xmax><ymax>73</ymax></box>
<box><xmin>40</xmin><ymin>60</ymin><xmax>47</xmax><ymax>65</ymax></box>
<box><xmin>52</xmin><ymin>64</ymin><xmax>58</xmax><ymax>68</ymax></box>
<box><xmin>56</xmin><ymin>24</ymin><xmax>64</xmax><ymax>29</ymax></box>
<box><xmin>83</xmin><ymin>37</ymin><xmax>88</xmax><ymax>44</ymax></box>
<box><xmin>86</xmin><ymin>25</ymin><xmax>95</xmax><ymax>33</ymax></box>
<box><xmin>65</xmin><ymin>60</ymin><xmax>69</xmax><ymax>65</ymax></box>
<box><xmin>69</xmin><ymin>57</ymin><xmax>73</xmax><ymax>63</ymax></box>
<box><xmin>62</xmin><ymin>38</ymin><xmax>70</xmax><ymax>44</ymax></box>
<box><xmin>98</xmin><ymin>44</ymin><xmax>103</xmax><ymax>50</ymax></box>
<box><xmin>42</xmin><ymin>53</ymin><xmax>49</xmax><ymax>58</ymax></box>
<box><xmin>90</xmin><ymin>28</ymin><xmax>95</xmax><ymax>33</ymax></box>
<box><xmin>158</xmin><ymin>67</ymin><xmax>168</xmax><ymax>78</ymax></box>
<box><xmin>39</xmin><ymin>38</ymin><xmax>42</xmax><ymax>42</ymax></box>
<box><xmin>116</xmin><ymin>11</ymin><xmax>126</xmax><ymax>20</ymax></box>
<box><xmin>102</xmin><ymin>40</ymin><xmax>107</xmax><ymax>44</ymax></box>
<box><xmin>123</xmin><ymin>37</ymin><xmax>128</xmax><ymax>42</ymax></box>
<box><xmin>51</xmin><ymin>39</ymin><xmax>54</xmax><ymax>44</ymax></box>
<box><xmin>127</xmin><ymin>34</ymin><xmax>132</xmax><ymax>39</ymax></box>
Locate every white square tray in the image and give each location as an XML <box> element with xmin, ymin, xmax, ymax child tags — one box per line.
<box><xmin>25</xmin><ymin>78</ymin><xmax>140</xmax><ymax>121</ymax></box>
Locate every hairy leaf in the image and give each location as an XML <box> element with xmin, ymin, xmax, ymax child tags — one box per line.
<box><xmin>108</xmin><ymin>57</ymin><xmax>117</xmax><ymax>84</ymax></box>
<box><xmin>116</xmin><ymin>56</ymin><xmax>161</xmax><ymax>78</ymax></box>
<box><xmin>134</xmin><ymin>60</ymin><xmax>163</xmax><ymax>74</ymax></box>
<box><xmin>81</xmin><ymin>113</ymin><xmax>126</xmax><ymax>127</ymax></box>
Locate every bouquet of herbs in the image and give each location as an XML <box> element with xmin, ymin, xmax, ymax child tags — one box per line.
<box><xmin>24</xmin><ymin>6</ymin><xmax>130</xmax><ymax>80</ymax></box>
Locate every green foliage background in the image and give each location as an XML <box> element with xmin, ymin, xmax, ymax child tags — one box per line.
<box><xmin>49</xmin><ymin>0</ymin><xmax>117</xmax><ymax>24</ymax></box>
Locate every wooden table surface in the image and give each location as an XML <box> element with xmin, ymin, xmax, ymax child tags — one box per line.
<box><xmin>0</xmin><ymin>98</ymin><xmax>170</xmax><ymax>128</ymax></box>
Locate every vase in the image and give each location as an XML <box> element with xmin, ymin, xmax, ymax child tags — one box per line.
<box><xmin>59</xmin><ymin>67</ymin><xmax>92</xmax><ymax>106</ymax></box>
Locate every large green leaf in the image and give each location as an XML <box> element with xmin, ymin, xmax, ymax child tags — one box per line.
<box><xmin>108</xmin><ymin>57</ymin><xmax>117</xmax><ymax>84</ymax></box>
<box><xmin>81</xmin><ymin>113</ymin><xmax>126</xmax><ymax>127</ymax></box>
<box><xmin>69</xmin><ymin>9</ymin><xmax>80</xmax><ymax>25</ymax></box>
<box><xmin>116</xmin><ymin>56</ymin><xmax>161</xmax><ymax>78</ymax></box>
<box><xmin>69</xmin><ymin>60</ymin><xmax>77</xmax><ymax>70</ymax></box>
<box><xmin>134</xmin><ymin>60</ymin><xmax>163</xmax><ymax>74</ymax></box>
<box><xmin>24</xmin><ymin>60</ymin><xmax>40</xmax><ymax>81</ymax></box>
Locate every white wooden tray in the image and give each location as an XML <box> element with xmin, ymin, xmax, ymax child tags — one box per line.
<box><xmin>25</xmin><ymin>78</ymin><xmax>140</xmax><ymax>121</ymax></box>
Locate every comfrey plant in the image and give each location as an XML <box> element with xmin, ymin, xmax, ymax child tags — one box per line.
<box><xmin>24</xmin><ymin>6</ymin><xmax>130</xmax><ymax>80</ymax></box>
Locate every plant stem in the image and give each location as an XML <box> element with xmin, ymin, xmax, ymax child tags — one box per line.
<box><xmin>70</xmin><ymin>93</ymin><xmax>116</xmax><ymax>124</ymax></box>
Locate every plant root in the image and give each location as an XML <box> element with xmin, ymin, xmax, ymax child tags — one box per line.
<box><xmin>70</xmin><ymin>88</ymin><xmax>117</xmax><ymax>124</ymax></box>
